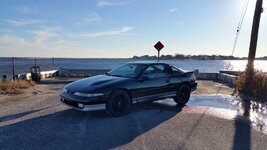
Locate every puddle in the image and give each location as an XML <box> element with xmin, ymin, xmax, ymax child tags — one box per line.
<box><xmin>236</xmin><ymin>98</ymin><xmax>267</xmax><ymax>133</ymax></box>
<box><xmin>189</xmin><ymin>95</ymin><xmax>238</xmax><ymax>110</ymax></box>
<box><xmin>155</xmin><ymin>95</ymin><xmax>267</xmax><ymax>134</ymax></box>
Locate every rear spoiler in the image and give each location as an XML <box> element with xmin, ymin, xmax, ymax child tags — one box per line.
<box><xmin>180</xmin><ymin>71</ymin><xmax>194</xmax><ymax>77</ymax></box>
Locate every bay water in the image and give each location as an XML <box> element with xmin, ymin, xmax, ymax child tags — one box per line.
<box><xmin>0</xmin><ymin>58</ymin><xmax>266</xmax><ymax>78</ymax></box>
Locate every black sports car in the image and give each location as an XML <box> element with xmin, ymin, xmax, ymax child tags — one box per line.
<box><xmin>60</xmin><ymin>62</ymin><xmax>197</xmax><ymax>116</ymax></box>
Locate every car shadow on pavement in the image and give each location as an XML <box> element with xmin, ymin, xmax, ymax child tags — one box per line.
<box><xmin>0</xmin><ymin>102</ymin><xmax>183</xmax><ymax>150</ymax></box>
<box><xmin>0</xmin><ymin>108</ymin><xmax>45</xmax><ymax>123</ymax></box>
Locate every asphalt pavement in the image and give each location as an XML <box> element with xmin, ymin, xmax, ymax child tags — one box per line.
<box><xmin>0</xmin><ymin>81</ymin><xmax>267</xmax><ymax>150</ymax></box>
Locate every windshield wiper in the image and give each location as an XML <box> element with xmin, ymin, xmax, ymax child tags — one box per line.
<box><xmin>111</xmin><ymin>74</ymin><xmax>123</xmax><ymax>77</ymax></box>
<box><xmin>106</xmin><ymin>73</ymin><xmax>122</xmax><ymax>77</ymax></box>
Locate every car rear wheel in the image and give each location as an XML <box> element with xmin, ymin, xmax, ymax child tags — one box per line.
<box><xmin>106</xmin><ymin>90</ymin><xmax>131</xmax><ymax>117</ymax></box>
<box><xmin>174</xmin><ymin>84</ymin><xmax>191</xmax><ymax>106</ymax></box>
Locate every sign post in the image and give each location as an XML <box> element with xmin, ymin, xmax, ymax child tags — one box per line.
<box><xmin>157</xmin><ymin>51</ymin><xmax>160</xmax><ymax>62</ymax></box>
<box><xmin>154</xmin><ymin>41</ymin><xmax>164</xmax><ymax>62</ymax></box>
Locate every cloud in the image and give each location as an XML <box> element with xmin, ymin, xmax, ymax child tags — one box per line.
<box><xmin>0</xmin><ymin>34</ymin><xmax>32</xmax><ymax>47</ymax></box>
<box><xmin>79</xmin><ymin>26</ymin><xmax>134</xmax><ymax>37</ymax></box>
<box><xmin>0</xmin><ymin>33</ymin><xmax>49</xmax><ymax>50</ymax></box>
<box><xmin>31</xmin><ymin>28</ymin><xmax>59</xmax><ymax>44</ymax></box>
<box><xmin>169</xmin><ymin>8</ymin><xmax>178</xmax><ymax>13</ymax></box>
<box><xmin>75</xmin><ymin>13</ymin><xmax>103</xmax><ymax>25</ymax></box>
<box><xmin>0</xmin><ymin>26</ymin><xmax>134</xmax><ymax>57</ymax></box>
<box><xmin>97</xmin><ymin>0</ymin><xmax>133</xmax><ymax>7</ymax></box>
<box><xmin>0</xmin><ymin>34</ymin><xmax>104</xmax><ymax>57</ymax></box>
<box><xmin>0</xmin><ymin>29</ymin><xmax>13</xmax><ymax>33</ymax></box>
<box><xmin>5</xmin><ymin>19</ymin><xmax>43</xmax><ymax>26</ymax></box>
<box><xmin>19</xmin><ymin>6</ymin><xmax>36</xmax><ymax>14</ymax></box>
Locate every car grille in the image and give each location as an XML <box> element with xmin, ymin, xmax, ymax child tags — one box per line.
<box><xmin>62</xmin><ymin>98</ymin><xmax>79</xmax><ymax>108</ymax></box>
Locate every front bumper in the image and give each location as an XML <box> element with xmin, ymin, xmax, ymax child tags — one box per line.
<box><xmin>60</xmin><ymin>98</ymin><xmax>106</xmax><ymax>111</ymax></box>
<box><xmin>60</xmin><ymin>91</ymin><xmax>107</xmax><ymax>111</ymax></box>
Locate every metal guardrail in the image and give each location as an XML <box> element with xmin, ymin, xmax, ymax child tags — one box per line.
<box><xmin>0</xmin><ymin>57</ymin><xmax>55</xmax><ymax>80</ymax></box>
<box><xmin>12</xmin><ymin>68</ymin><xmax>237</xmax><ymax>87</ymax></box>
<box><xmin>57</xmin><ymin>68</ymin><xmax>236</xmax><ymax>86</ymax></box>
<box><xmin>58</xmin><ymin>69</ymin><xmax>110</xmax><ymax>78</ymax></box>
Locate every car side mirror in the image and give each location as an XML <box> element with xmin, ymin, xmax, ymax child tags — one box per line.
<box><xmin>138</xmin><ymin>75</ymin><xmax>149</xmax><ymax>82</ymax></box>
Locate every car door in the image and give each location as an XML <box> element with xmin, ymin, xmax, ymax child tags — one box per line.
<box><xmin>168</xmin><ymin>65</ymin><xmax>185</xmax><ymax>92</ymax></box>
<box><xmin>133</xmin><ymin>64</ymin><xmax>171</xmax><ymax>102</ymax></box>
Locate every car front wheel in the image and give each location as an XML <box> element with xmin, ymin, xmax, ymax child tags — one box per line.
<box><xmin>106</xmin><ymin>90</ymin><xmax>131</xmax><ymax>117</ymax></box>
<box><xmin>173</xmin><ymin>84</ymin><xmax>191</xmax><ymax>106</ymax></box>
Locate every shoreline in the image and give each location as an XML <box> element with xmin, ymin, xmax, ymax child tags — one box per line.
<box><xmin>1</xmin><ymin>56</ymin><xmax>267</xmax><ymax>60</ymax></box>
<box><xmin>1</xmin><ymin>59</ymin><xmax>267</xmax><ymax>79</ymax></box>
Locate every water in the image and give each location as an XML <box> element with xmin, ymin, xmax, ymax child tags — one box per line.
<box><xmin>0</xmin><ymin>57</ymin><xmax>267</xmax><ymax>78</ymax></box>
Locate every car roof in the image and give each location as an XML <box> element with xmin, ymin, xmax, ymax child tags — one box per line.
<box><xmin>127</xmin><ymin>61</ymin><xmax>169</xmax><ymax>65</ymax></box>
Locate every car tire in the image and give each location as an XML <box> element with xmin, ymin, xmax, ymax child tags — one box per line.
<box><xmin>106</xmin><ymin>90</ymin><xmax>131</xmax><ymax>117</ymax></box>
<box><xmin>174</xmin><ymin>84</ymin><xmax>191</xmax><ymax>106</ymax></box>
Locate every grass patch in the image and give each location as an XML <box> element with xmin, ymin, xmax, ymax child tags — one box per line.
<box><xmin>235</xmin><ymin>70</ymin><xmax>267</xmax><ymax>101</ymax></box>
<box><xmin>0</xmin><ymin>80</ymin><xmax>35</xmax><ymax>95</ymax></box>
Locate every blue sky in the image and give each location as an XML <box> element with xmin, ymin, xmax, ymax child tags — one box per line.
<box><xmin>0</xmin><ymin>0</ymin><xmax>266</xmax><ymax>58</ymax></box>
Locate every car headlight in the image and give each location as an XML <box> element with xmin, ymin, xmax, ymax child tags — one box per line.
<box><xmin>73</xmin><ymin>92</ymin><xmax>104</xmax><ymax>97</ymax></box>
<box><xmin>63</xmin><ymin>88</ymin><xmax>68</xmax><ymax>93</ymax></box>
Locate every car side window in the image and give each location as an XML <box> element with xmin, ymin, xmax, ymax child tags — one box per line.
<box><xmin>111</xmin><ymin>64</ymin><xmax>138</xmax><ymax>77</ymax></box>
<box><xmin>142</xmin><ymin>64</ymin><xmax>169</xmax><ymax>79</ymax></box>
<box><xmin>171</xmin><ymin>66</ymin><xmax>184</xmax><ymax>75</ymax></box>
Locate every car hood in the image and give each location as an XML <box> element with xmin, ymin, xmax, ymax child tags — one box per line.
<box><xmin>64</xmin><ymin>75</ymin><xmax>125</xmax><ymax>93</ymax></box>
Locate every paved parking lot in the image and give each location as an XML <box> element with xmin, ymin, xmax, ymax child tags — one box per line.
<box><xmin>0</xmin><ymin>80</ymin><xmax>267</xmax><ymax>150</ymax></box>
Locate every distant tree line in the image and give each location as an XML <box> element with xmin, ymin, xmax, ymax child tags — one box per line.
<box><xmin>132</xmin><ymin>54</ymin><xmax>267</xmax><ymax>60</ymax></box>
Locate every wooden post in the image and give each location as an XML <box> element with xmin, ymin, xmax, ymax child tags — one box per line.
<box><xmin>245</xmin><ymin>0</ymin><xmax>263</xmax><ymax>93</ymax></box>
<box><xmin>52</xmin><ymin>57</ymin><xmax>55</xmax><ymax>66</ymax></box>
<box><xmin>12</xmin><ymin>57</ymin><xmax>15</xmax><ymax>80</ymax></box>
<box><xmin>2</xmin><ymin>74</ymin><xmax>7</xmax><ymax>82</ymax></box>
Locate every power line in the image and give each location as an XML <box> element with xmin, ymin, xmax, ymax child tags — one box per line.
<box><xmin>231</xmin><ymin>0</ymin><xmax>250</xmax><ymax>57</ymax></box>
<box><xmin>215</xmin><ymin>0</ymin><xmax>250</xmax><ymax>98</ymax></box>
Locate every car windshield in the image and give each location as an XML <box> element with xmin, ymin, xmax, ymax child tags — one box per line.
<box><xmin>107</xmin><ymin>64</ymin><xmax>146</xmax><ymax>78</ymax></box>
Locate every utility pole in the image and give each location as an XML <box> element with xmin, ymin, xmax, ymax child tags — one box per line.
<box><xmin>245</xmin><ymin>0</ymin><xmax>263</xmax><ymax>93</ymax></box>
